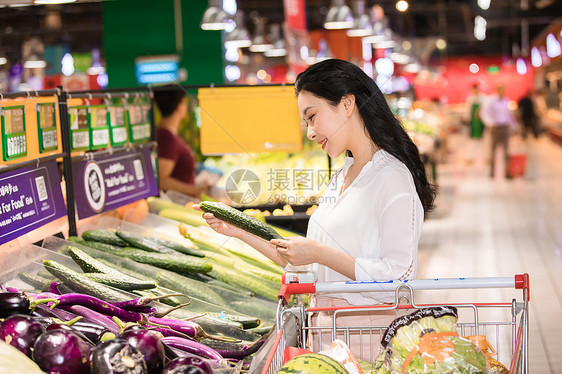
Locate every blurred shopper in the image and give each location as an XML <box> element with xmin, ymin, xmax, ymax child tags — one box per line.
<box><xmin>518</xmin><ymin>90</ymin><xmax>539</xmax><ymax>139</ymax></box>
<box><xmin>481</xmin><ymin>85</ymin><xmax>519</xmax><ymax>178</ymax></box>
<box><xmin>195</xmin><ymin>59</ymin><xmax>436</xmax><ymax>357</ymax></box>
<box><xmin>535</xmin><ymin>89</ymin><xmax>548</xmax><ymax>134</ymax></box>
<box><xmin>464</xmin><ymin>84</ymin><xmax>485</xmax><ymax>163</ymax></box>
<box><xmin>154</xmin><ymin>86</ymin><xmax>210</xmax><ymax>198</ymax></box>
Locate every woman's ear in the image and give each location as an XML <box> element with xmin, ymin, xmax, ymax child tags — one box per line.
<box><xmin>341</xmin><ymin>94</ymin><xmax>356</xmax><ymax>117</ymax></box>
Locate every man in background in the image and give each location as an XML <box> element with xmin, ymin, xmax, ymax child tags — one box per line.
<box><xmin>481</xmin><ymin>85</ymin><xmax>519</xmax><ymax>179</ymax></box>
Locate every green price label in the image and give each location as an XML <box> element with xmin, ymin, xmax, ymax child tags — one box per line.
<box><xmin>2</xmin><ymin>106</ymin><xmax>27</xmax><ymax>160</ymax></box>
<box><xmin>69</xmin><ymin>106</ymin><xmax>90</xmax><ymax>151</ymax></box>
<box><xmin>37</xmin><ymin>103</ymin><xmax>58</xmax><ymax>153</ymax></box>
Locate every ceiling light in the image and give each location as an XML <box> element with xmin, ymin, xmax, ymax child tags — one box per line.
<box><xmin>201</xmin><ymin>0</ymin><xmax>231</xmax><ymax>31</ymax></box>
<box><xmin>61</xmin><ymin>53</ymin><xmax>74</xmax><ymax>76</ymax></box>
<box><xmin>402</xmin><ymin>40</ymin><xmax>412</xmax><ymax>50</ymax></box>
<box><xmin>404</xmin><ymin>62</ymin><xmax>421</xmax><ymax>73</ymax></box>
<box><xmin>396</xmin><ymin>0</ymin><xmax>409</xmax><ymax>12</ymax></box>
<box><xmin>225</xmin><ymin>11</ymin><xmax>252</xmax><ymax>48</ymax></box>
<box><xmin>222</xmin><ymin>0</ymin><xmax>237</xmax><ymax>15</ymax></box>
<box><xmin>224</xmin><ymin>65</ymin><xmax>240</xmax><ymax>81</ymax></box>
<box><xmin>435</xmin><ymin>38</ymin><xmax>447</xmax><ymax>50</ymax></box>
<box><xmin>324</xmin><ymin>0</ymin><xmax>354</xmax><ymax>30</ymax></box>
<box><xmin>347</xmin><ymin>0</ymin><xmax>373</xmax><ymax>37</ymax></box>
<box><xmin>9</xmin><ymin>3</ymin><xmax>33</xmax><ymax>7</ymax></box>
<box><xmin>264</xmin><ymin>23</ymin><xmax>286</xmax><ymax>57</ymax></box>
<box><xmin>469</xmin><ymin>63</ymin><xmax>479</xmax><ymax>73</ymax></box>
<box><xmin>546</xmin><ymin>33</ymin><xmax>561</xmax><ymax>58</ymax></box>
<box><xmin>249</xmin><ymin>16</ymin><xmax>273</xmax><ymax>52</ymax></box>
<box><xmin>531</xmin><ymin>46</ymin><xmax>542</xmax><ymax>67</ymax></box>
<box><xmin>389</xmin><ymin>52</ymin><xmax>411</xmax><ymax>64</ymax></box>
<box><xmin>474</xmin><ymin>16</ymin><xmax>486</xmax><ymax>41</ymax></box>
<box><xmin>477</xmin><ymin>0</ymin><xmax>491</xmax><ymax>10</ymax></box>
<box><xmin>24</xmin><ymin>54</ymin><xmax>47</xmax><ymax>69</ymax></box>
<box><xmin>373</xmin><ymin>40</ymin><xmax>396</xmax><ymax>49</ymax></box>
<box><xmin>34</xmin><ymin>0</ymin><xmax>76</xmax><ymax>4</ymax></box>
<box><xmin>516</xmin><ymin>58</ymin><xmax>527</xmax><ymax>75</ymax></box>
<box><xmin>375</xmin><ymin>57</ymin><xmax>394</xmax><ymax>76</ymax></box>
<box><xmin>0</xmin><ymin>57</ymin><xmax>7</xmax><ymax>65</ymax></box>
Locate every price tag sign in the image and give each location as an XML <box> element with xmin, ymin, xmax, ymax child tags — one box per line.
<box><xmin>0</xmin><ymin>160</ymin><xmax>66</xmax><ymax>245</ymax></box>
<box><xmin>72</xmin><ymin>146</ymin><xmax>158</xmax><ymax>219</ymax></box>
<box><xmin>1</xmin><ymin>105</ymin><xmax>27</xmax><ymax>161</ymax></box>
<box><xmin>128</xmin><ymin>103</ymin><xmax>151</xmax><ymax>143</ymax></box>
<box><xmin>68</xmin><ymin>106</ymin><xmax>90</xmax><ymax>151</ymax></box>
<box><xmin>89</xmin><ymin>105</ymin><xmax>110</xmax><ymax>149</ymax></box>
<box><xmin>37</xmin><ymin>103</ymin><xmax>58</xmax><ymax>153</ymax></box>
<box><xmin>108</xmin><ymin>105</ymin><xmax>128</xmax><ymax>147</ymax></box>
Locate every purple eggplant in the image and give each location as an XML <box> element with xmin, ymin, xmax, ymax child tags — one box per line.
<box><xmin>163</xmin><ymin>366</ymin><xmax>206</xmax><ymax>374</ymax></box>
<box><xmin>67</xmin><ymin>305</ymin><xmax>120</xmax><ymax>334</ymax></box>
<box><xmin>162</xmin><ymin>357</ymin><xmax>213</xmax><ymax>374</ymax></box>
<box><xmin>50</xmin><ymin>293</ymin><xmax>144</xmax><ymax>322</ymax></box>
<box><xmin>0</xmin><ymin>292</ymin><xmax>53</xmax><ymax>317</ymax></box>
<box><xmin>0</xmin><ymin>314</ymin><xmax>46</xmax><ymax>357</ymax></box>
<box><xmin>34</xmin><ymin>303</ymin><xmax>79</xmax><ymax>321</ymax></box>
<box><xmin>119</xmin><ymin>329</ymin><xmax>165</xmax><ymax>374</ymax></box>
<box><xmin>33</xmin><ymin>329</ymin><xmax>92</xmax><ymax>374</ymax></box>
<box><xmin>46</xmin><ymin>322</ymin><xmax>99</xmax><ymax>346</ymax></box>
<box><xmin>92</xmin><ymin>338</ymin><xmax>148</xmax><ymax>374</ymax></box>
<box><xmin>160</xmin><ymin>337</ymin><xmax>223</xmax><ymax>361</ymax></box>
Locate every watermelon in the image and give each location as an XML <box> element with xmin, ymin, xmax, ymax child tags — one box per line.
<box><xmin>278</xmin><ymin>353</ymin><xmax>349</xmax><ymax>374</ymax></box>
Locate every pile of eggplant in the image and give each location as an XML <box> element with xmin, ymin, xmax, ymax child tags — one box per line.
<box><xmin>0</xmin><ymin>289</ymin><xmax>267</xmax><ymax>373</ymax></box>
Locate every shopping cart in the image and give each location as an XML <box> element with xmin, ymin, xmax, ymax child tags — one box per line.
<box><xmin>261</xmin><ymin>272</ymin><xmax>530</xmax><ymax>374</ymax></box>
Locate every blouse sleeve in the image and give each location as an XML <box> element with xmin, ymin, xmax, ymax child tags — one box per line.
<box><xmin>354</xmin><ymin>170</ymin><xmax>419</xmax><ymax>282</ymax></box>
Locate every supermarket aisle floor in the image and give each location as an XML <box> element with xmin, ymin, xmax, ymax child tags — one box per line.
<box><xmin>417</xmin><ymin>132</ymin><xmax>562</xmax><ymax>373</ymax></box>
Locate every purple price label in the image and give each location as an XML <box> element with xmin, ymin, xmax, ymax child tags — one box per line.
<box><xmin>72</xmin><ymin>147</ymin><xmax>158</xmax><ymax>219</ymax></box>
<box><xmin>0</xmin><ymin>161</ymin><xmax>66</xmax><ymax>245</ymax></box>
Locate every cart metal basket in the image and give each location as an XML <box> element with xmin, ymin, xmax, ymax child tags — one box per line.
<box><xmin>261</xmin><ymin>272</ymin><xmax>529</xmax><ymax>374</ymax></box>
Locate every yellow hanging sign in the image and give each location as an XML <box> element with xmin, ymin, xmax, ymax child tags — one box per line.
<box><xmin>198</xmin><ymin>85</ymin><xmax>302</xmax><ymax>155</ymax></box>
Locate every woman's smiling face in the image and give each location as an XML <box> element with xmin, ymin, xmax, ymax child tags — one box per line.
<box><xmin>297</xmin><ymin>90</ymin><xmax>350</xmax><ymax>158</ymax></box>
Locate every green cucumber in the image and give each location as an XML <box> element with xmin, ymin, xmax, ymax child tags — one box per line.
<box><xmin>115</xmin><ymin>231</ymin><xmax>176</xmax><ymax>254</ymax></box>
<box><xmin>199</xmin><ymin>202</ymin><xmax>283</xmax><ymax>240</ymax></box>
<box><xmin>111</xmin><ymin>247</ymin><xmax>213</xmax><ymax>274</ymax></box>
<box><xmin>81</xmin><ymin>229</ymin><xmax>128</xmax><ymax>247</ymax></box>
<box><xmin>248</xmin><ymin>324</ymin><xmax>275</xmax><ymax>336</ymax></box>
<box><xmin>209</xmin><ymin>264</ymin><xmax>279</xmax><ymax>301</ymax></box>
<box><xmin>42</xmin><ymin>260</ymin><xmax>130</xmax><ymax>303</ymax></box>
<box><xmin>18</xmin><ymin>272</ymin><xmax>54</xmax><ymax>291</ymax></box>
<box><xmin>206</xmin><ymin>312</ymin><xmax>261</xmax><ymax>329</ymax></box>
<box><xmin>67</xmin><ymin>246</ymin><xmax>157</xmax><ymax>289</ymax></box>
<box><xmin>116</xmin><ymin>231</ymin><xmax>205</xmax><ymax>258</ymax></box>
<box><xmin>82</xmin><ymin>273</ymin><xmax>156</xmax><ymax>291</ymax></box>
<box><xmin>154</xmin><ymin>270</ymin><xmax>226</xmax><ymax>306</ymax></box>
<box><xmin>147</xmin><ymin>236</ymin><xmax>205</xmax><ymax>258</ymax></box>
<box><xmin>67</xmin><ymin>246</ymin><xmax>122</xmax><ymax>274</ymax></box>
<box><xmin>68</xmin><ymin>237</ymin><xmax>125</xmax><ymax>252</ymax></box>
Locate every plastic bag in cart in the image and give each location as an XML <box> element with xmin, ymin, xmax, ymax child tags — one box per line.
<box><xmin>374</xmin><ymin>306</ymin><xmax>493</xmax><ymax>373</ymax></box>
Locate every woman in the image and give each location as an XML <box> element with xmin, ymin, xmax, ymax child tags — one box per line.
<box><xmin>195</xmin><ymin>59</ymin><xmax>436</xmax><ymax>358</ymax></box>
<box><xmin>155</xmin><ymin>86</ymin><xmax>210</xmax><ymax>198</ymax></box>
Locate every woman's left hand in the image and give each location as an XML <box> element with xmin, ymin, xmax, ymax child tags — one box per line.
<box><xmin>270</xmin><ymin>237</ymin><xmax>322</xmax><ymax>266</ymax></box>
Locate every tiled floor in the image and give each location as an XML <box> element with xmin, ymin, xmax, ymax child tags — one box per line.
<box><xmin>417</xmin><ymin>131</ymin><xmax>562</xmax><ymax>373</ymax></box>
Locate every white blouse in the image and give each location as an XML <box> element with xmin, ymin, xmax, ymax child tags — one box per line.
<box><xmin>303</xmin><ymin>149</ymin><xmax>424</xmax><ymax>305</ymax></box>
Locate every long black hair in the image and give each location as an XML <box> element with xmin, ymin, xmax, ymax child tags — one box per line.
<box><xmin>295</xmin><ymin>59</ymin><xmax>436</xmax><ymax>213</ymax></box>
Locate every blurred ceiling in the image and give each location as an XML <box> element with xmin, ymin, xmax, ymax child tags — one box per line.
<box><xmin>0</xmin><ymin>0</ymin><xmax>560</xmax><ymax>66</ymax></box>
<box><xmin>235</xmin><ymin>0</ymin><xmax>562</xmax><ymax>57</ymax></box>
